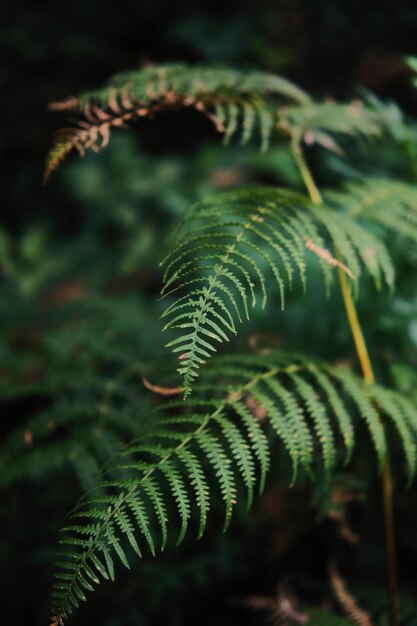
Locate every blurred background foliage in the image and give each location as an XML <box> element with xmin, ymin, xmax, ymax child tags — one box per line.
<box><xmin>2</xmin><ymin>1</ymin><xmax>417</xmax><ymax>625</ymax></box>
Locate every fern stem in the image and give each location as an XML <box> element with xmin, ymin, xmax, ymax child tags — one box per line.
<box><xmin>290</xmin><ymin>140</ymin><xmax>323</xmax><ymax>205</ymax></box>
<box><xmin>337</xmin><ymin>268</ymin><xmax>374</xmax><ymax>384</ymax></box>
<box><xmin>338</xmin><ymin>265</ymin><xmax>399</xmax><ymax>626</ymax></box>
<box><xmin>382</xmin><ymin>455</ymin><xmax>399</xmax><ymax>626</ymax></box>
<box><xmin>290</xmin><ymin>141</ymin><xmax>400</xmax><ymax>626</ymax></box>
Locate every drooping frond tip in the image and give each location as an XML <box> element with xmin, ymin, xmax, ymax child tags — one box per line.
<box><xmin>43</xmin><ymin>135</ymin><xmax>77</xmax><ymax>184</ymax></box>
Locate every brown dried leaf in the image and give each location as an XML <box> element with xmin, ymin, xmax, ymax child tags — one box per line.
<box><xmin>243</xmin><ymin>582</ymin><xmax>309</xmax><ymax>625</ymax></box>
<box><xmin>306</xmin><ymin>239</ymin><xmax>356</xmax><ymax>280</ymax></box>
<box><xmin>142</xmin><ymin>377</ymin><xmax>182</xmax><ymax>396</ymax></box>
<box><xmin>276</xmin><ymin>584</ymin><xmax>309</xmax><ymax>624</ymax></box>
<box><xmin>329</xmin><ymin>562</ymin><xmax>373</xmax><ymax>626</ymax></box>
<box><xmin>23</xmin><ymin>430</ymin><xmax>33</xmax><ymax>448</ymax></box>
<box><xmin>48</xmin><ymin>97</ymin><xmax>80</xmax><ymax>112</ymax></box>
<box><xmin>248</xmin><ymin>332</ymin><xmax>282</xmax><ymax>355</ymax></box>
<box><xmin>245</xmin><ymin>394</ymin><xmax>268</xmax><ymax>421</ymax></box>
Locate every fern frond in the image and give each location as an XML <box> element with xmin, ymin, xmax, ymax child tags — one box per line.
<box><xmin>161</xmin><ymin>187</ymin><xmax>394</xmax><ymax>395</ymax></box>
<box><xmin>44</xmin><ymin>63</ymin><xmax>309</xmax><ymax>180</ymax></box>
<box><xmin>279</xmin><ymin>100</ymin><xmax>382</xmax><ymax>150</ymax></box>
<box><xmin>328</xmin><ymin>178</ymin><xmax>417</xmax><ymax>244</ymax></box>
<box><xmin>104</xmin><ymin>64</ymin><xmax>310</xmax><ymax>106</ymax></box>
<box><xmin>50</xmin><ymin>351</ymin><xmax>417</xmax><ymax>624</ymax></box>
<box><xmin>45</xmin><ymin>63</ymin><xmax>392</xmax><ymax>183</ymax></box>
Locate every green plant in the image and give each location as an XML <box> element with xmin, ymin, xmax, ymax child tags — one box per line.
<box><xmin>44</xmin><ymin>63</ymin><xmax>417</xmax><ymax>626</ymax></box>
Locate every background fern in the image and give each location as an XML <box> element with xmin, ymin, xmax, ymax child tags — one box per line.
<box><xmin>0</xmin><ymin>293</ymin><xmax>161</xmax><ymax>492</ymax></box>
<box><xmin>328</xmin><ymin>178</ymin><xmax>417</xmax><ymax>243</ymax></box>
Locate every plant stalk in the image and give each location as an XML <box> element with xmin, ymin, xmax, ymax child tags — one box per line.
<box><xmin>291</xmin><ymin>140</ymin><xmax>400</xmax><ymax>626</ymax></box>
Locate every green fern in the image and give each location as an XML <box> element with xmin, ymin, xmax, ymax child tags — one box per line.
<box><xmin>44</xmin><ymin>63</ymin><xmax>386</xmax><ymax>181</ymax></box>
<box><xmin>85</xmin><ymin>63</ymin><xmax>310</xmax><ymax>107</ymax></box>
<box><xmin>49</xmin><ymin>351</ymin><xmax>417</xmax><ymax>624</ymax></box>
<box><xmin>44</xmin><ymin>63</ymin><xmax>309</xmax><ymax>180</ymax></box>
<box><xmin>161</xmin><ymin>175</ymin><xmax>417</xmax><ymax>396</ymax></box>
<box><xmin>160</xmin><ymin>186</ymin><xmax>397</xmax><ymax>396</ymax></box>
<box><xmin>43</xmin><ymin>63</ymin><xmax>417</xmax><ymax>626</ymax></box>
<box><xmin>279</xmin><ymin>100</ymin><xmax>382</xmax><ymax>151</ymax></box>
<box><xmin>328</xmin><ymin>178</ymin><xmax>417</xmax><ymax>243</ymax></box>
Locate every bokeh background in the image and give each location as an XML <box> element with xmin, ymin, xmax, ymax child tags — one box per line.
<box><xmin>2</xmin><ymin>2</ymin><xmax>417</xmax><ymax>625</ymax></box>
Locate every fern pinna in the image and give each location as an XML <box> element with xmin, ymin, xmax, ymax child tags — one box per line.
<box><xmin>50</xmin><ymin>352</ymin><xmax>417</xmax><ymax>624</ymax></box>
<box><xmin>45</xmin><ymin>62</ymin><xmax>417</xmax><ymax>624</ymax></box>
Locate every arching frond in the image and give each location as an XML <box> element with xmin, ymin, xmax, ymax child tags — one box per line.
<box><xmin>44</xmin><ymin>63</ymin><xmax>309</xmax><ymax>180</ymax></box>
<box><xmin>44</xmin><ymin>62</ymin><xmax>391</xmax><ymax>184</ymax></box>
<box><xmin>50</xmin><ymin>351</ymin><xmax>417</xmax><ymax>624</ymax></box>
<box><xmin>160</xmin><ymin>187</ymin><xmax>394</xmax><ymax>396</ymax></box>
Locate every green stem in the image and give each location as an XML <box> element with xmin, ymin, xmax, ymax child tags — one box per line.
<box><xmin>290</xmin><ymin>140</ymin><xmax>400</xmax><ymax>626</ymax></box>
<box><xmin>291</xmin><ymin>140</ymin><xmax>323</xmax><ymax>205</ymax></box>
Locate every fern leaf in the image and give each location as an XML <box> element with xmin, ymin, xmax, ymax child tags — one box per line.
<box><xmin>50</xmin><ymin>351</ymin><xmax>417</xmax><ymax>624</ymax></box>
<box><xmin>45</xmin><ymin>63</ymin><xmax>309</xmax><ymax>177</ymax></box>
<box><xmin>230</xmin><ymin>400</ymin><xmax>270</xmax><ymax>494</ymax></box>
<box><xmin>330</xmin><ymin>367</ymin><xmax>386</xmax><ymax>465</ymax></box>
<box><xmin>215</xmin><ymin>413</ymin><xmax>256</xmax><ymax>508</ymax></box>
<box><xmin>281</xmin><ymin>100</ymin><xmax>382</xmax><ymax>148</ymax></box>
<box><xmin>161</xmin><ymin>187</ymin><xmax>394</xmax><ymax>395</ymax></box>
<box><xmin>329</xmin><ymin>178</ymin><xmax>417</xmax><ymax>246</ymax></box>
<box><xmin>304</xmin><ymin>365</ymin><xmax>355</xmax><ymax>462</ymax></box>
<box><xmin>240</xmin><ymin>102</ymin><xmax>257</xmax><ymax>145</ymax></box>
<box><xmin>290</xmin><ymin>372</ymin><xmax>336</xmax><ymax>474</ymax></box>
<box><xmin>370</xmin><ymin>386</ymin><xmax>417</xmax><ymax>477</ymax></box>
<box><xmin>175</xmin><ymin>447</ymin><xmax>210</xmax><ymax>539</ymax></box>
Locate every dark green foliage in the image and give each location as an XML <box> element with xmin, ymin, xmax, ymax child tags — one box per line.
<box><xmin>4</xmin><ymin>5</ymin><xmax>417</xmax><ymax>626</ymax></box>
<box><xmin>1</xmin><ymin>9</ymin><xmax>417</xmax><ymax>620</ymax></box>
<box><xmin>0</xmin><ymin>291</ymin><xmax>162</xmax><ymax>492</ymax></box>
